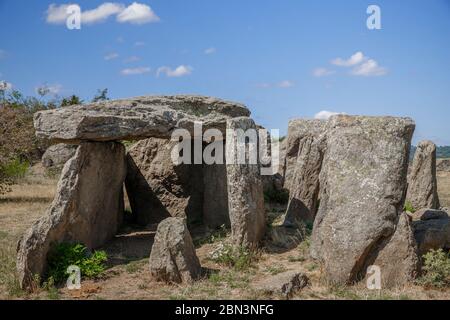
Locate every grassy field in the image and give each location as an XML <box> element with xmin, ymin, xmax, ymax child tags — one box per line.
<box><xmin>0</xmin><ymin>165</ymin><xmax>449</xmax><ymax>300</ymax></box>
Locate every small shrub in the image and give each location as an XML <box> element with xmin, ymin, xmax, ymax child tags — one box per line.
<box><xmin>404</xmin><ymin>201</ymin><xmax>416</xmax><ymax>213</ymax></box>
<box><xmin>417</xmin><ymin>249</ymin><xmax>450</xmax><ymax>288</ymax></box>
<box><xmin>46</xmin><ymin>243</ymin><xmax>108</xmax><ymax>284</ymax></box>
<box><xmin>209</xmin><ymin>243</ymin><xmax>258</xmax><ymax>271</ymax></box>
<box><xmin>1</xmin><ymin>158</ymin><xmax>29</xmax><ymax>182</ymax></box>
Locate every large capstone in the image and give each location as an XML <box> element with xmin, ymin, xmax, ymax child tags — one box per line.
<box><xmin>17</xmin><ymin>142</ymin><xmax>126</xmax><ymax>288</ymax></box>
<box><xmin>149</xmin><ymin>217</ymin><xmax>202</xmax><ymax>283</ymax></box>
<box><xmin>34</xmin><ymin>95</ymin><xmax>250</xmax><ymax>143</ymax></box>
<box><xmin>310</xmin><ymin>115</ymin><xmax>418</xmax><ymax>287</ymax></box>
<box><xmin>406</xmin><ymin>140</ymin><xmax>440</xmax><ymax>210</ymax></box>
<box><xmin>226</xmin><ymin>117</ymin><xmax>266</xmax><ymax>248</ymax></box>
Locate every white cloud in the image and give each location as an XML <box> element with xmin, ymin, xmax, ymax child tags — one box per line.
<box><xmin>314</xmin><ymin>110</ymin><xmax>346</xmax><ymax>120</ymax></box>
<box><xmin>157</xmin><ymin>65</ymin><xmax>193</xmax><ymax>78</ymax></box>
<box><xmin>0</xmin><ymin>80</ymin><xmax>13</xmax><ymax>91</ymax></box>
<box><xmin>35</xmin><ymin>83</ymin><xmax>62</xmax><ymax>96</ymax></box>
<box><xmin>256</xmin><ymin>80</ymin><xmax>294</xmax><ymax>88</ymax></box>
<box><xmin>46</xmin><ymin>4</ymin><xmax>71</xmax><ymax>24</ymax></box>
<box><xmin>313</xmin><ymin>67</ymin><xmax>335</xmax><ymax>77</ymax></box>
<box><xmin>277</xmin><ymin>80</ymin><xmax>294</xmax><ymax>88</ymax></box>
<box><xmin>0</xmin><ymin>49</ymin><xmax>6</xmax><ymax>59</ymax></box>
<box><xmin>124</xmin><ymin>56</ymin><xmax>140</xmax><ymax>63</ymax></box>
<box><xmin>117</xmin><ymin>2</ymin><xmax>160</xmax><ymax>24</ymax></box>
<box><xmin>82</xmin><ymin>3</ymin><xmax>124</xmax><ymax>25</ymax></box>
<box><xmin>120</xmin><ymin>66</ymin><xmax>151</xmax><ymax>75</ymax></box>
<box><xmin>104</xmin><ymin>52</ymin><xmax>119</xmax><ymax>60</ymax></box>
<box><xmin>204</xmin><ymin>47</ymin><xmax>216</xmax><ymax>55</ymax></box>
<box><xmin>331</xmin><ymin>51</ymin><xmax>366</xmax><ymax>67</ymax></box>
<box><xmin>350</xmin><ymin>59</ymin><xmax>387</xmax><ymax>77</ymax></box>
<box><xmin>46</xmin><ymin>2</ymin><xmax>159</xmax><ymax>26</ymax></box>
<box><xmin>134</xmin><ymin>41</ymin><xmax>146</xmax><ymax>47</ymax></box>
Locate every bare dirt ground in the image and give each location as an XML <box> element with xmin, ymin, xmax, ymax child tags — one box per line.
<box><xmin>0</xmin><ymin>164</ymin><xmax>449</xmax><ymax>300</ymax></box>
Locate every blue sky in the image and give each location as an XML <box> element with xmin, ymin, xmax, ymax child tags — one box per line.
<box><xmin>0</xmin><ymin>0</ymin><xmax>449</xmax><ymax>143</ymax></box>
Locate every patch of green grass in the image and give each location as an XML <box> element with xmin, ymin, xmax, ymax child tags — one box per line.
<box><xmin>125</xmin><ymin>260</ymin><xmax>145</xmax><ymax>274</ymax></box>
<box><xmin>403</xmin><ymin>201</ymin><xmax>416</xmax><ymax>213</ymax></box>
<box><xmin>329</xmin><ymin>285</ymin><xmax>362</xmax><ymax>300</ymax></box>
<box><xmin>46</xmin><ymin>242</ymin><xmax>108</xmax><ymax>284</ymax></box>
<box><xmin>0</xmin><ymin>241</ymin><xmax>25</xmax><ymax>298</ymax></box>
<box><xmin>208</xmin><ymin>270</ymin><xmax>250</xmax><ymax>289</ymax></box>
<box><xmin>42</xmin><ymin>277</ymin><xmax>59</xmax><ymax>300</ymax></box>
<box><xmin>417</xmin><ymin>249</ymin><xmax>450</xmax><ymax>289</ymax></box>
<box><xmin>208</xmin><ymin>243</ymin><xmax>259</xmax><ymax>271</ymax></box>
<box><xmin>306</xmin><ymin>263</ymin><xmax>318</xmax><ymax>272</ymax></box>
<box><xmin>1</xmin><ymin>158</ymin><xmax>29</xmax><ymax>182</ymax></box>
<box><xmin>265</xmin><ymin>265</ymin><xmax>287</xmax><ymax>275</ymax></box>
<box><xmin>287</xmin><ymin>255</ymin><xmax>306</xmax><ymax>263</ymax></box>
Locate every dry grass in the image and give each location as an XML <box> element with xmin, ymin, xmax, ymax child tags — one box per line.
<box><xmin>0</xmin><ymin>165</ymin><xmax>449</xmax><ymax>300</ymax></box>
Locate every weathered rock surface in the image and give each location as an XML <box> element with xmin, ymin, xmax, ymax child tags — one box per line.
<box><xmin>283</xmin><ymin>134</ymin><xmax>325</xmax><ymax>226</ymax></box>
<box><xmin>17</xmin><ymin>142</ymin><xmax>126</xmax><ymax>288</ymax></box>
<box><xmin>370</xmin><ymin>213</ymin><xmax>420</xmax><ymax>287</ymax></box>
<box><xmin>283</xmin><ymin>119</ymin><xmax>326</xmax><ymax>191</ymax></box>
<box><xmin>41</xmin><ymin>144</ymin><xmax>77</xmax><ymax>169</ymax></box>
<box><xmin>413</xmin><ymin>215</ymin><xmax>450</xmax><ymax>256</ymax></box>
<box><xmin>226</xmin><ymin>117</ymin><xmax>266</xmax><ymax>247</ymax></box>
<box><xmin>253</xmin><ymin>271</ymin><xmax>309</xmax><ymax>298</ymax></box>
<box><xmin>203</xmin><ymin>163</ymin><xmax>230</xmax><ymax>229</ymax></box>
<box><xmin>125</xmin><ymin>137</ymin><xmax>203</xmax><ymax>226</ymax></box>
<box><xmin>149</xmin><ymin>217</ymin><xmax>201</xmax><ymax>283</ymax></box>
<box><xmin>34</xmin><ymin>95</ymin><xmax>250</xmax><ymax>143</ymax></box>
<box><xmin>310</xmin><ymin>115</ymin><xmax>416</xmax><ymax>286</ymax></box>
<box><xmin>406</xmin><ymin>140</ymin><xmax>440</xmax><ymax>210</ymax></box>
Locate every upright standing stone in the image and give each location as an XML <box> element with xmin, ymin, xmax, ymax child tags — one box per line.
<box><xmin>226</xmin><ymin>117</ymin><xmax>266</xmax><ymax>248</ymax></box>
<box><xmin>149</xmin><ymin>217</ymin><xmax>202</xmax><ymax>283</ymax></box>
<box><xmin>370</xmin><ymin>213</ymin><xmax>420</xmax><ymax>287</ymax></box>
<box><xmin>17</xmin><ymin>142</ymin><xmax>126</xmax><ymax>288</ymax></box>
<box><xmin>406</xmin><ymin>140</ymin><xmax>440</xmax><ymax>210</ymax></box>
<box><xmin>310</xmin><ymin>115</ymin><xmax>417</xmax><ymax>287</ymax></box>
<box><xmin>283</xmin><ymin>121</ymin><xmax>326</xmax><ymax>226</ymax></box>
<box><xmin>283</xmin><ymin>119</ymin><xmax>326</xmax><ymax>191</ymax></box>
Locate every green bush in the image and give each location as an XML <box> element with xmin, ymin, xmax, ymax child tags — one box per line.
<box><xmin>404</xmin><ymin>201</ymin><xmax>416</xmax><ymax>213</ymax></box>
<box><xmin>418</xmin><ymin>249</ymin><xmax>450</xmax><ymax>288</ymax></box>
<box><xmin>46</xmin><ymin>243</ymin><xmax>108</xmax><ymax>283</ymax></box>
<box><xmin>1</xmin><ymin>158</ymin><xmax>29</xmax><ymax>182</ymax></box>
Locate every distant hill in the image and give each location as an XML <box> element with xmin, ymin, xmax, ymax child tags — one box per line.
<box><xmin>410</xmin><ymin>145</ymin><xmax>450</xmax><ymax>161</ymax></box>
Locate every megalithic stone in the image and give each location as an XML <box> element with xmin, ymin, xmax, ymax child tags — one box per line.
<box><xmin>225</xmin><ymin>117</ymin><xmax>266</xmax><ymax>248</ymax></box>
<box><xmin>310</xmin><ymin>115</ymin><xmax>418</xmax><ymax>287</ymax></box>
<box><xmin>406</xmin><ymin>140</ymin><xmax>440</xmax><ymax>210</ymax></box>
<box><xmin>17</xmin><ymin>142</ymin><xmax>126</xmax><ymax>289</ymax></box>
<box><xmin>283</xmin><ymin>134</ymin><xmax>325</xmax><ymax>226</ymax></box>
